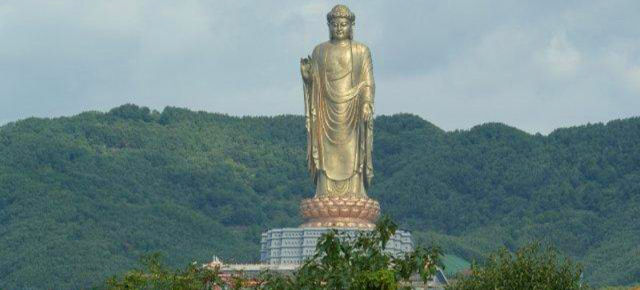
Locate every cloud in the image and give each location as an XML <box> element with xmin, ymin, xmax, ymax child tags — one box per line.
<box><xmin>0</xmin><ymin>0</ymin><xmax>639</xmax><ymax>134</ymax></box>
<box><xmin>541</xmin><ymin>32</ymin><xmax>582</xmax><ymax>77</ymax></box>
<box><xmin>626</xmin><ymin>67</ymin><xmax>640</xmax><ymax>93</ymax></box>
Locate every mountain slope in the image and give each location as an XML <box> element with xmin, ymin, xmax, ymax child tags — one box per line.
<box><xmin>0</xmin><ymin>104</ymin><xmax>638</xmax><ymax>288</ymax></box>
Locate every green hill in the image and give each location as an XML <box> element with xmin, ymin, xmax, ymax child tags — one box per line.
<box><xmin>0</xmin><ymin>104</ymin><xmax>638</xmax><ymax>288</ymax></box>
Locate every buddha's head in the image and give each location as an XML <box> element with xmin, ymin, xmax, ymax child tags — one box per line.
<box><xmin>327</xmin><ymin>5</ymin><xmax>354</xmax><ymax>41</ymax></box>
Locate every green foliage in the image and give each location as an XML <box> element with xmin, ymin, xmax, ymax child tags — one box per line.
<box><xmin>1</xmin><ymin>104</ymin><xmax>639</xmax><ymax>288</ymax></box>
<box><xmin>257</xmin><ymin>216</ymin><xmax>442</xmax><ymax>290</ymax></box>
<box><xmin>106</xmin><ymin>217</ymin><xmax>441</xmax><ymax>290</ymax></box>
<box><xmin>104</xmin><ymin>253</ymin><xmax>223</xmax><ymax>290</ymax></box>
<box><xmin>449</xmin><ymin>243</ymin><xmax>585</xmax><ymax>289</ymax></box>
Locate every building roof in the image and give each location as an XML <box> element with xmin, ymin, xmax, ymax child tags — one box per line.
<box><xmin>441</xmin><ymin>254</ymin><xmax>471</xmax><ymax>277</ymax></box>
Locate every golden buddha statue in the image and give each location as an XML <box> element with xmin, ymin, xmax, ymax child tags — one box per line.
<box><xmin>299</xmin><ymin>5</ymin><xmax>379</xmax><ymax>228</ymax></box>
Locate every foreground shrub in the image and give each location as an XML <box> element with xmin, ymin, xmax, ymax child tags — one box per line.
<box><xmin>450</xmin><ymin>242</ymin><xmax>586</xmax><ymax>290</ymax></box>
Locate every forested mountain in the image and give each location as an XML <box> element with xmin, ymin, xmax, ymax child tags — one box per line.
<box><xmin>1</xmin><ymin>104</ymin><xmax>638</xmax><ymax>288</ymax></box>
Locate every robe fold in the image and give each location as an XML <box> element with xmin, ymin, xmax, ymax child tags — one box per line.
<box><xmin>303</xmin><ymin>41</ymin><xmax>375</xmax><ymax>198</ymax></box>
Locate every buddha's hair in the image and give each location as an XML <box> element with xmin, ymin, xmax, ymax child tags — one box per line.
<box><xmin>326</xmin><ymin>5</ymin><xmax>355</xmax><ymax>23</ymax></box>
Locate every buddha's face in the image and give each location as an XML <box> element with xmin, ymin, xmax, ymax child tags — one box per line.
<box><xmin>329</xmin><ymin>17</ymin><xmax>352</xmax><ymax>41</ymax></box>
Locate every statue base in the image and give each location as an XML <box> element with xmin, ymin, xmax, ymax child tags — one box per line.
<box><xmin>260</xmin><ymin>195</ymin><xmax>407</xmax><ymax>265</ymax></box>
<box><xmin>260</xmin><ymin>227</ymin><xmax>413</xmax><ymax>265</ymax></box>
<box><xmin>300</xmin><ymin>196</ymin><xmax>380</xmax><ymax>229</ymax></box>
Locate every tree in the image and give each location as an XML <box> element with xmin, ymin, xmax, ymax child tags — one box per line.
<box><xmin>104</xmin><ymin>217</ymin><xmax>441</xmax><ymax>290</ymax></box>
<box><xmin>104</xmin><ymin>253</ymin><xmax>223</xmax><ymax>289</ymax></box>
<box><xmin>256</xmin><ymin>216</ymin><xmax>442</xmax><ymax>290</ymax></box>
<box><xmin>449</xmin><ymin>243</ymin><xmax>586</xmax><ymax>290</ymax></box>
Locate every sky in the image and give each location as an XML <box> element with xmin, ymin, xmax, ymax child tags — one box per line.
<box><xmin>1</xmin><ymin>1</ymin><xmax>639</xmax><ymax>134</ymax></box>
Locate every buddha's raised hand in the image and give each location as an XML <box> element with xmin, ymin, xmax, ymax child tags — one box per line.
<box><xmin>300</xmin><ymin>55</ymin><xmax>312</xmax><ymax>82</ymax></box>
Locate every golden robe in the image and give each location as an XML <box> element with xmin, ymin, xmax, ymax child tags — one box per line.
<box><xmin>303</xmin><ymin>41</ymin><xmax>374</xmax><ymax>198</ymax></box>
